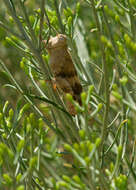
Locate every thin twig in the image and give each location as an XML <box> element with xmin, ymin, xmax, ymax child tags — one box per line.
<box><xmin>102</xmin><ymin>5</ymin><xmax>128</xmax><ymax>160</ymax></box>
<box><xmin>126</xmin><ymin>0</ymin><xmax>136</xmax><ymax>39</ymax></box>
<box><xmin>19</xmin><ymin>0</ymin><xmax>37</xmax><ymax>45</ymax></box>
<box><xmin>53</xmin><ymin>0</ymin><xmax>65</xmax><ymax>33</ymax></box>
<box><xmin>90</xmin><ymin>0</ymin><xmax>110</xmax><ymax>156</ymax></box>
<box><xmin>39</xmin><ymin>0</ymin><xmax>45</xmax><ymax>50</ymax></box>
<box><xmin>112</xmin><ymin>0</ymin><xmax>129</xmax><ymax>13</ymax></box>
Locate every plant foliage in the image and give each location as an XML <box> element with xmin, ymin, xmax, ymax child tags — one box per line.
<box><xmin>0</xmin><ymin>0</ymin><xmax>136</xmax><ymax>189</ymax></box>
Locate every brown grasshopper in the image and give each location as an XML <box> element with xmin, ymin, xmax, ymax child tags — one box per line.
<box><xmin>43</xmin><ymin>34</ymin><xmax>82</xmax><ymax>115</ymax></box>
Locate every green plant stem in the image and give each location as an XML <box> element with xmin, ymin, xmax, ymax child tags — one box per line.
<box><xmin>39</xmin><ymin>0</ymin><xmax>45</xmax><ymax>50</ymax></box>
<box><xmin>104</xmin><ymin>122</ymin><xmax>125</xmax><ymax>156</ymax></box>
<box><xmin>130</xmin><ymin>139</ymin><xmax>136</xmax><ymax>171</ymax></box>
<box><xmin>127</xmin><ymin>0</ymin><xmax>136</xmax><ymax>39</ymax></box>
<box><xmin>44</xmin><ymin>7</ymin><xmax>58</xmax><ymax>35</ymax></box>
<box><xmin>107</xmin><ymin>112</ymin><xmax>121</xmax><ymax>129</ymax></box>
<box><xmin>19</xmin><ymin>0</ymin><xmax>37</xmax><ymax>45</ymax></box>
<box><xmin>109</xmin><ymin>69</ymin><xmax>116</xmax><ymax>91</ymax></box>
<box><xmin>83</xmin><ymin>110</ymin><xmax>91</xmax><ymax>140</ymax></box>
<box><xmin>53</xmin><ymin>0</ymin><xmax>65</xmax><ymax>33</ymax></box>
<box><xmin>102</xmin><ymin>6</ymin><xmax>127</xmax><ymax>158</ymax></box>
<box><xmin>110</xmin><ymin>146</ymin><xmax>122</xmax><ymax>179</ymax></box>
<box><xmin>125</xmin><ymin>155</ymin><xmax>136</xmax><ymax>183</ymax></box>
<box><xmin>112</xmin><ymin>0</ymin><xmax>129</xmax><ymax>13</ymax></box>
<box><xmin>90</xmin><ymin>0</ymin><xmax>110</xmax><ymax>155</ymax></box>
